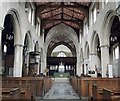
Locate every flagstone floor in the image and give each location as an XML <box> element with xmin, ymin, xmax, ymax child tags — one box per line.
<box><xmin>36</xmin><ymin>78</ymin><xmax>87</xmax><ymax>101</ymax></box>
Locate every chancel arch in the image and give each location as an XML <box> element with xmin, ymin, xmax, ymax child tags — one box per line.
<box><xmin>51</xmin><ymin>45</ymin><xmax>73</xmax><ymax>57</ymax></box>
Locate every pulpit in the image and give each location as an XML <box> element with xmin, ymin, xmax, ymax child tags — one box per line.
<box><xmin>29</xmin><ymin>51</ymin><xmax>40</xmax><ymax>76</ymax></box>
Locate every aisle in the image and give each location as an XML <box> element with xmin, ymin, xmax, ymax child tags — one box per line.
<box><xmin>43</xmin><ymin>78</ymin><xmax>80</xmax><ymax>101</ymax></box>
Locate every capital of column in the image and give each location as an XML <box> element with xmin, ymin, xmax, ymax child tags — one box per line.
<box><xmin>84</xmin><ymin>58</ymin><xmax>89</xmax><ymax>60</ymax></box>
<box><xmin>80</xmin><ymin>60</ymin><xmax>84</xmax><ymax>62</ymax></box>
<box><xmin>89</xmin><ymin>53</ymin><xmax>97</xmax><ymax>56</ymax></box>
<box><xmin>0</xmin><ymin>27</ymin><xmax>4</xmax><ymax>31</ymax></box>
<box><xmin>14</xmin><ymin>44</ymin><xmax>24</xmax><ymax>48</ymax></box>
<box><xmin>100</xmin><ymin>45</ymin><xmax>109</xmax><ymax>48</ymax></box>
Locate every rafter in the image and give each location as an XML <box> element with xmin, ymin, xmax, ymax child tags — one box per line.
<box><xmin>42</xmin><ymin>19</ymin><xmax>82</xmax><ymax>27</ymax></box>
<box><xmin>63</xmin><ymin>13</ymin><xmax>83</xmax><ymax>22</ymax></box>
<box><xmin>41</xmin><ymin>13</ymin><xmax>62</xmax><ymax>20</ymax></box>
<box><xmin>43</xmin><ymin>21</ymin><xmax>62</xmax><ymax>29</ymax></box>
<box><xmin>36</xmin><ymin>2</ymin><xmax>89</xmax><ymax>32</ymax></box>
<box><xmin>43</xmin><ymin>21</ymin><xmax>81</xmax><ymax>30</ymax></box>
<box><xmin>41</xmin><ymin>12</ymin><xmax>83</xmax><ymax>22</ymax></box>
<box><xmin>37</xmin><ymin>3</ymin><xmax>89</xmax><ymax>17</ymax></box>
<box><xmin>62</xmin><ymin>21</ymin><xmax>80</xmax><ymax>29</ymax></box>
<box><xmin>66</xmin><ymin>8</ymin><xmax>84</xmax><ymax>16</ymax></box>
<box><xmin>40</xmin><ymin>7</ymin><xmax>60</xmax><ymax>15</ymax></box>
<box><xmin>37</xmin><ymin>3</ymin><xmax>89</xmax><ymax>10</ymax></box>
<box><xmin>72</xmin><ymin>2</ymin><xmax>89</xmax><ymax>7</ymax></box>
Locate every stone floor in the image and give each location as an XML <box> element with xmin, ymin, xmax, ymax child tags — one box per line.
<box><xmin>36</xmin><ymin>78</ymin><xmax>88</xmax><ymax>101</ymax></box>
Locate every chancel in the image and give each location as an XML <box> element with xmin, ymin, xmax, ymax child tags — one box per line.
<box><xmin>0</xmin><ymin>0</ymin><xmax>120</xmax><ymax>101</ymax></box>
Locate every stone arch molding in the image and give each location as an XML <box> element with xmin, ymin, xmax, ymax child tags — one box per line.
<box><xmin>45</xmin><ymin>23</ymin><xmax>79</xmax><ymax>53</ymax></box>
<box><xmin>24</xmin><ymin>31</ymin><xmax>32</xmax><ymax>52</ymax></box>
<box><xmin>47</xmin><ymin>42</ymin><xmax>75</xmax><ymax>57</ymax></box>
<box><xmin>90</xmin><ymin>31</ymin><xmax>100</xmax><ymax>54</ymax></box>
<box><xmin>84</xmin><ymin>41</ymin><xmax>90</xmax><ymax>59</ymax></box>
<box><xmin>101</xmin><ymin>10</ymin><xmax>119</xmax><ymax>46</ymax></box>
<box><xmin>80</xmin><ymin>48</ymin><xmax>84</xmax><ymax>62</ymax></box>
<box><xmin>6</xmin><ymin>9</ymin><xmax>22</xmax><ymax>45</ymax></box>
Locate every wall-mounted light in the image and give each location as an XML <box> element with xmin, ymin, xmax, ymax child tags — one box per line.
<box><xmin>6</xmin><ymin>34</ymin><xmax>13</xmax><ymax>40</ymax></box>
<box><xmin>96</xmin><ymin>45</ymin><xmax>101</xmax><ymax>52</ymax></box>
<box><xmin>110</xmin><ymin>35</ymin><xmax>117</xmax><ymax>42</ymax></box>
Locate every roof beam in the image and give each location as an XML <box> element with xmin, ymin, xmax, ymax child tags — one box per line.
<box><xmin>62</xmin><ymin>21</ymin><xmax>80</xmax><ymax>29</ymax></box>
<box><xmin>65</xmin><ymin>8</ymin><xmax>84</xmax><ymax>16</ymax></box>
<box><xmin>37</xmin><ymin>3</ymin><xmax>89</xmax><ymax>10</ymax></box>
<box><xmin>36</xmin><ymin>3</ymin><xmax>88</xmax><ymax>17</ymax></box>
<box><xmin>63</xmin><ymin>13</ymin><xmax>83</xmax><ymax>22</ymax></box>
<box><xmin>42</xmin><ymin>19</ymin><xmax>82</xmax><ymax>26</ymax></box>
<box><xmin>40</xmin><ymin>7</ymin><xmax>60</xmax><ymax>15</ymax></box>
<box><xmin>43</xmin><ymin>21</ymin><xmax>62</xmax><ymax>29</ymax></box>
<box><xmin>41</xmin><ymin>13</ymin><xmax>62</xmax><ymax>20</ymax></box>
<box><xmin>43</xmin><ymin>20</ymin><xmax>81</xmax><ymax>29</ymax></box>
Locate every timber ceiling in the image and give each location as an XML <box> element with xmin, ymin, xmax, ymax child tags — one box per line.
<box><xmin>34</xmin><ymin>1</ymin><xmax>90</xmax><ymax>54</ymax></box>
<box><xmin>35</xmin><ymin>2</ymin><xmax>90</xmax><ymax>31</ymax></box>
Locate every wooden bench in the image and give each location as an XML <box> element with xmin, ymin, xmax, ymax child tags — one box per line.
<box><xmin>2</xmin><ymin>77</ymin><xmax>44</xmax><ymax>99</ymax></box>
<box><xmin>103</xmin><ymin>88</ymin><xmax>120</xmax><ymax>101</ymax></box>
<box><xmin>2</xmin><ymin>87</ymin><xmax>20</xmax><ymax>100</ymax></box>
<box><xmin>92</xmin><ymin>79</ymin><xmax>120</xmax><ymax>100</ymax></box>
<box><xmin>69</xmin><ymin>76</ymin><xmax>78</xmax><ymax>93</ymax></box>
<box><xmin>76</xmin><ymin>77</ymin><xmax>120</xmax><ymax>100</ymax></box>
<box><xmin>77</xmin><ymin>77</ymin><xmax>97</xmax><ymax>99</ymax></box>
<box><xmin>43</xmin><ymin>77</ymin><xmax>52</xmax><ymax>95</ymax></box>
<box><xmin>92</xmin><ymin>84</ymin><xmax>103</xmax><ymax>100</ymax></box>
<box><xmin>2</xmin><ymin>84</ymin><xmax>33</xmax><ymax>99</ymax></box>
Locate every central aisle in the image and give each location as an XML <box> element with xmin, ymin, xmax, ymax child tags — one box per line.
<box><xmin>43</xmin><ymin>78</ymin><xmax>80</xmax><ymax>101</ymax></box>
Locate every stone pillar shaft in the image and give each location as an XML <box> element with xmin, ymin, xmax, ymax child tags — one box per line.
<box><xmin>13</xmin><ymin>44</ymin><xmax>23</xmax><ymax>77</ymax></box>
<box><xmin>100</xmin><ymin>45</ymin><xmax>109</xmax><ymax>77</ymax></box>
<box><xmin>0</xmin><ymin>27</ymin><xmax>3</xmax><ymax>75</ymax></box>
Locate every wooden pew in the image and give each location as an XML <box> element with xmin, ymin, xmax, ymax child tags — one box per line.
<box><xmin>69</xmin><ymin>76</ymin><xmax>78</xmax><ymax>93</ymax></box>
<box><xmin>103</xmin><ymin>88</ymin><xmax>120</xmax><ymax>101</ymax></box>
<box><xmin>2</xmin><ymin>87</ymin><xmax>20</xmax><ymax>100</ymax></box>
<box><xmin>43</xmin><ymin>77</ymin><xmax>52</xmax><ymax>95</ymax></box>
<box><xmin>76</xmin><ymin>77</ymin><xmax>120</xmax><ymax>100</ymax></box>
<box><xmin>2</xmin><ymin>77</ymin><xmax>44</xmax><ymax>99</ymax></box>
<box><xmin>77</xmin><ymin>77</ymin><xmax>97</xmax><ymax>99</ymax></box>
<box><xmin>92</xmin><ymin>84</ymin><xmax>103</xmax><ymax>100</ymax></box>
<box><xmin>92</xmin><ymin>79</ymin><xmax>120</xmax><ymax>100</ymax></box>
<box><xmin>2</xmin><ymin>84</ymin><xmax>33</xmax><ymax>99</ymax></box>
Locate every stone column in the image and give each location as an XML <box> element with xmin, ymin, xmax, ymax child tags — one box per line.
<box><xmin>89</xmin><ymin>53</ymin><xmax>92</xmax><ymax>69</ymax></box>
<box><xmin>32</xmin><ymin>8</ymin><xmax>35</xmax><ymax>26</ymax></box>
<box><xmin>100</xmin><ymin>45</ymin><xmax>109</xmax><ymax>77</ymax></box>
<box><xmin>89</xmin><ymin>53</ymin><xmax>97</xmax><ymax>71</ymax></box>
<box><xmin>0</xmin><ymin>27</ymin><xmax>3</xmax><ymax>101</ymax></box>
<box><xmin>76</xmin><ymin>51</ymin><xmax>80</xmax><ymax>76</ymax></box>
<box><xmin>79</xmin><ymin>60</ymin><xmax>84</xmax><ymax>76</ymax></box>
<box><xmin>0</xmin><ymin>27</ymin><xmax>3</xmax><ymax>75</ymax></box>
<box><xmin>13</xmin><ymin>44</ymin><xmax>23</xmax><ymax>77</ymax></box>
<box><xmin>84</xmin><ymin>58</ymin><xmax>89</xmax><ymax>75</ymax></box>
<box><xmin>41</xmin><ymin>49</ymin><xmax>47</xmax><ymax>75</ymax></box>
<box><xmin>89</xmin><ymin>53</ymin><xmax>98</xmax><ymax>77</ymax></box>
